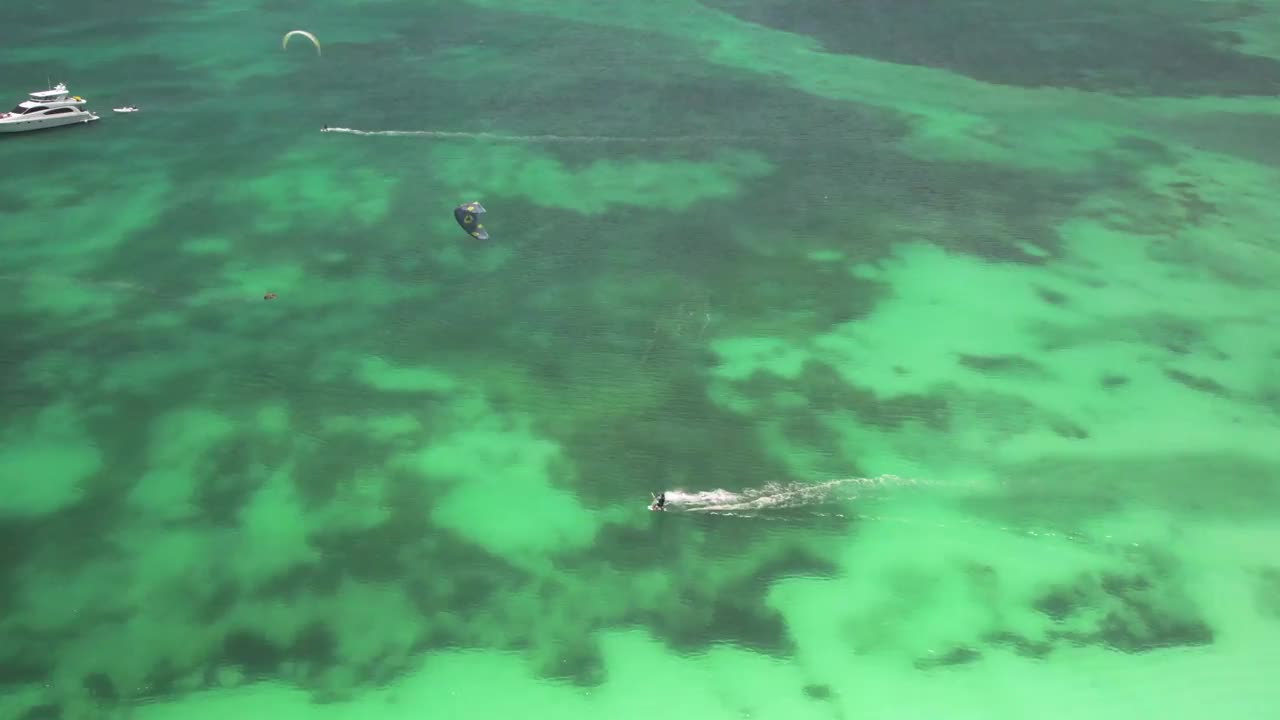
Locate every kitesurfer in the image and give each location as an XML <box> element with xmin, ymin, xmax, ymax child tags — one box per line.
<box><xmin>649</xmin><ymin>492</ymin><xmax>666</xmax><ymax>511</ymax></box>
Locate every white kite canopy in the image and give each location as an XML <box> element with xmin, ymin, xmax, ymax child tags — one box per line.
<box><xmin>282</xmin><ymin>29</ymin><xmax>321</xmax><ymax>55</ymax></box>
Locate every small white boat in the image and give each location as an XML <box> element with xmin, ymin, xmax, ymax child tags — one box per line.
<box><xmin>0</xmin><ymin>83</ymin><xmax>99</xmax><ymax>133</ymax></box>
<box><xmin>113</xmin><ymin>106</ymin><xmax>138</xmax><ymax>113</ymax></box>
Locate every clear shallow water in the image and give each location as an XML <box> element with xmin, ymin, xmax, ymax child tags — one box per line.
<box><xmin>3</xmin><ymin>1</ymin><xmax>1280</xmax><ymax>718</ymax></box>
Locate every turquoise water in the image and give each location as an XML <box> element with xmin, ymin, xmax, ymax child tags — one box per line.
<box><xmin>3</xmin><ymin>1</ymin><xmax>1280</xmax><ymax>718</ymax></box>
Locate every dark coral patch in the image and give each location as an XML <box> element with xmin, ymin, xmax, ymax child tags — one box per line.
<box><xmin>700</xmin><ymin>0</ymin><xmax>1280</xmax><ymax>96</ymax></box>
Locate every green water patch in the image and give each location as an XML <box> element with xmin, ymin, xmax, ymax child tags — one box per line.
<box><xmin>707</xmin><ymin>355</ymin><xmax>960</xmax><ymax>480</ymax></box>
<box><xmin>428</xmin><ymin>143</ymin><xmax>773</xmax><ymax>216</ymax></box>
<box><xmin>1149</xmin><ymin>108</ymin><xmax>1280</xmax><ymax>168</ymax></box>
<box><xmin>1256</xmin><ymin>567</ymin><xmax>1280</xmax><ymax>620</ymax></box>
<box><xmin>768</xmin><ymin>497</ymin><xmax>1235</xmax><ymax>680</ymax></box>
<box><xmin>389</xmin><ymin>397</ymin><xmax>600</xmax><ymax>563</ymax></box>
<box><xmin>456</xmin><ymin>0</ymin><xmax>1280</xmax><ymax>190</ymax></box>
<box><xmin>1202</xmin><ymin>0</ymin><xmax>1280</xmax><ymax>61</ymax></box>
<box><xmin>0</xmin><ymin>401</ymin><xmax>101</xmax><ymax>520</ymax></box>
<box><xmin>1028</xmin><ymin>563</ymin><xmax>1213</xmax><ymax>654</ymax></box>
<box><xmin>126</xmin><ymin>407</ymin><xmax>239</xmax><ymax>522</ymax></box>
<box><xmin>700</xmin><ymin>0</ymin><xmax>1280</xmax><ymax>97</ymax></box>
<box><xmin>307</xmin><ymin>1</ymin><xmax>910</xmax><ymax>143</ymax></box>
<box><xmin>642</xmin><ymin>540</ymin><xmax>841</xmax><ymax>659</ymax></box>
<box><xmin>81</xmin><ymin>193</ymin><xmax>392</xmax><ymax>313</ymax></box>
<box><xmin>225</xmin><ymin>145</ymin><xmax>397</xmax><ymax>235</ymax></box>
<box><xmin>709</xmin><ymin>111</ymin><xmax>1120</xmax><ymax>271</ymax></box>
<box><xmin>704</xmin><ymin>137</ymin><xmax>1280</xmax><ymax>482</ymax></box>
<box><xmin>0</xmin><ymin>390</ymin><xmax>528</xmax><ymax>709</ymax></box>
<box><xmin>563</xmin><ymin>368</ymin><xmax>795</xmax><ymax>506</ymax></box>
<box><xmin>956</xmin><ymin>353</ymin><xmax>1050</xmax><ymax>378</ymax></box>
<box><xmin>0</xmin><ymin>173</ymin><xmax>174</xmax><ymax>283</ymax></box>
<box><xmin>978</xmin><ymin>454</ymin><xmax>1280</xmax><ymax>530</ymax></box>
<box><xmin>0</xmin><ymin>0</ymin><xmax>178</xmax><ymax>50</ymax></box>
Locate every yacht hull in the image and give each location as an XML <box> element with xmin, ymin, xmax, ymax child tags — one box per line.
<box><xmin>0</xmin><ymin>112</ymin><xmax>99</xmax><ymax>133</ymax></box>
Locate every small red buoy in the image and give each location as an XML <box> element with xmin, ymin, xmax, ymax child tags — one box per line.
<box><xmin>264</xmin><ymin>292</ymin><xmax>277</xmax><ymax>300</ymax></box>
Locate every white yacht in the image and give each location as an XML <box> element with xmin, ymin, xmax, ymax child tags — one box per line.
<box><xmin>0</xmin><ymin>83</ymin><xmax>99</xmax><ymax>133</ymax></box>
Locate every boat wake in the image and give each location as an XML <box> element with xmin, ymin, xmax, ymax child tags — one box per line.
<box><xmin>660</xmin><ymin>475</ymin><xmax>930</xmax><ymax>516</ymax></box>
<box><xmin>319</xmin><ymin>126</ymin><xmax>760</xmax><ymax>144</ymax></box>
<box><xmin>656</xmin><ymin>476</ymin><xmax>1137</xmax><ymax>548</ymax></box>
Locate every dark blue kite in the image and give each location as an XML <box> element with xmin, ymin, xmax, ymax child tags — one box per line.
<box><xmin>454</xmin><ymin>201</ymin><xmax>489</xmax><ymax>240</ymax></box>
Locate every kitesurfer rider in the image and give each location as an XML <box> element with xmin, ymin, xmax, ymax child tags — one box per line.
<box><xmin>650</xmin><ymin>492</ymin><xmax>666</xmax><ymax>511</ymax></box>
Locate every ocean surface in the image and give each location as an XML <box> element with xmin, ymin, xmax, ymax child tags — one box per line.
<box><xmin>3</xmin><ymin>0</ymin><xmax>1280</xmax><ymax>718</ymax></box>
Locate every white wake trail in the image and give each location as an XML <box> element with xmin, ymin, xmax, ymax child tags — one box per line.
<box><xmin>661</xmin><ymin>475</ymin><xmax>932</xmax><ymax>515</ymax></box>
<box><xmin>320</xmin><ymin>126</ymin><xmax>761</xmax><ymax>144</ymax></box>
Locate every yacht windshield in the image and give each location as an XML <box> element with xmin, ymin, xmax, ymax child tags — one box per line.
<box><xmin>8</xmin><ymin>104</ymin><xmax>29</xmax><ymax>114</ymax></box>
